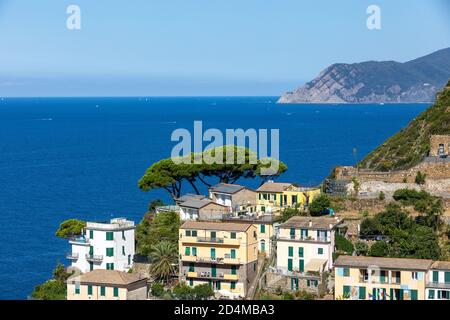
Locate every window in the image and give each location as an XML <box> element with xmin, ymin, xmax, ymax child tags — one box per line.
<box><xmin>192</xmin><ymin>230</ymin><xmax>197</xmax><ymax>237</ymax></box>
<box><xmin>189</xmin><ymin>279</ymin><xmax>193</xmax><ymax>286</ymax></box>
<box><xmin>211</xmin><ymin>265</ymin><xmax>217</xmax><ymax>277</ymax></box>
<box><xmin>215</xmin><ymin>281</ymin><xmax>221</xmax><ymax>290</ymax></box>
<box><xmin>189</xmin><ymin>263</ymin><xmax>195</xmax><ymax>272</ymax></box>
<box><xmin>261</xmin><ymin>206</ymin><xmax>265</xmax><ymax>212</ymax></box>
<box><xmin>343</xmin><ymin>268</ymin><xmax>350</xmax><ymax>277</ymax></box>
<box><xmin>299</xmin><ymin>259</ymin><xmax>304</xmax><ymax>273</ymax></box>
<box><xmin>185</xmin><ymin>247</ymin><xmax>191</xmax><ymax>256</ymax></box>
<box><xmin>89</xmin><ymin>230</ymin><xmax>94</xmax><ymax>239</ymax></box>
<box><xmin>106</xmin><ymin>248</ymin><xmax>114</xmax><ymax>257</ymax></box>
<box><xmin>88</xmin><ymin>285</ymin><xmax>93</xmax><ymax>295</ymax></box>
<box><xmin>186</xmin><ymin>230</ymin><xmax>191</xmax><ymax>237</ymax></box>
<box><xmin>210</xmin><ymin>231</ymin><xmax>216</xmax><ymax>239</ymax></box>
<box><xmin>230</xmin><ymin>232</ymin><xmax>236</xmax><ymax>239</ymax></box>
<box><xmin>300</xmin><ymin>229</ymin><xmax>308</xmax><ymax>238</ymax></box>
<box><xmin>89</xmin><ymin>262</ymin><xmax>93</xmax><ymax>271</ymax></box>
<box><xmin>253</xmin><ymin>263</ymin><xmax>256</xmax><ymax>272</ymax></box>
<box><xmin>113</xmin><ymin>287</ymin><xmax>119</xmax><ymax>297</ymax></box>
<box><xmin>192</xmin><ymin>247</ymin><xmax>197</xmax><ymax>256</ymax></box>
<box><xmin>433</xmin><ymin>271</ymin><xmax>439</xmax><ymax>283</ymax></box>
<box><xmin>445</xmin><ymin>272</ymin><xmax>450</xmax><ymax>284</ymax></box>
<box><xmin>122</xmin><ymin>231</ymin><xmax>125</xmax><ymax>240</ymax></box>
<box><xmin>230</xmin><ymin>249</ymin><xmax>236</xmax><ymax>259</ymax></box>
<box><xmin>100</xmin><ymin>286</ymin><xmax>105</xmax><ymax>296</ymax></box>
<box><xmin>428</xmin><ymin>289</ymin><xmax>435</xmax><ymax>299</ymax></box>
<box><xmin>231</xmin><ymin>266</ymin><xmax>237</xmax><ymax>275</ymax></box>
<box><xmin>106</xmin><ymin>263</ymin><xmax>114</xmax><ymax>270</ymax></box>
<box><xmin>359</xmin><ymin>287</ymin><xmax>366</xmax><ymax>300</ymax></box>
<box><xmin>211</xmin><ymin>248</ymin><xmax>216</xmax><ymax>260</ymax></box>
<box><xmin>307</xmin><ymin>279</ymin><xmax>318</xmax><ymax>287</ymax></box>
<box><xmin>288</xmin><ymin>259</ymin><xmax>293</xmax><ymax>271</ymax></box>
<box><xmin>318</xmin><ymin>248</ymin><xmax>323</xmax><ymax>255</ymax></box>
<box><xmin>106</xmin><ymin>232</ymin><xmax>114</xmax><ymax>241</ymax></box>
<box><xmin>410</xmin><ymin>290</ymin><xmax>418</xmax><ymax>300</ymax></box>
<box><xmin>288</xmin><ymin>246</ymin><xmax>293</xmax><ymax>257</ymax></box>
<box><xmin>260</xmin><ymin>225</ymin><xmax>266</xmax><ymax>233</ymax></box>
<box><xmin>75</xmin><ymin>284</ymin><xmax>80</xmax><ymax>295</ymax></box>
<box><xmin>412</xmin><ymin>272</ymin><xmax>418</xmax><ymax>280</ymax></box>
<box><xmin>291</xmin><ymin>195</ymin><xmax>298</xmax><ymax>204</ymax></box>
<box><xmin>290</xmin><ymin>228</ymin><xmax>295</xmax><ymax>239</ymax></box>
<box><xmin>122</xmin><ymin>246</ymin><xmax>125</xmax><ymax>256</ymax></box>
<box><xmin>343</xmin><ymin>285</ymin><xmax>350</xmax><ymax>297</ymax></box>
<box><xmin>230</xmin><ymin>282</ymin><xmax>236</xmax><ymax>290</ymax></box>
<box><xmin>298</xmin><ymin>247</ymin><xmax>304</xmax><ymax>258</ymax></box>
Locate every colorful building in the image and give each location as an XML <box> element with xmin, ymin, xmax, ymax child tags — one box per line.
<box><xmin>178</xmin><ymin>221</ymin><xmax>258</xmax><ymax>299</ymax></box>
<box><xmin>256</xmin><ymin>181</ymin><xmax>321</xmax><ymax>214</ymax></box>
<box><xmin>426</xmin><ymin>261</ymin><xmax>450</xmax><ymax>300</ymax></box>
<box><xmin>178</xmin><ymin>199</ymin><xmax>229</xmax><ymax>221</ymax></box>
<box><xmin>66</xmin><ymin>270</ymin><xmax>148</xmax><ymax>300</ymax></box>
<box><xmin>67</xmin><ymin>218</ymin><xmax>135</xmax><ymax>273</ymax></box>
<box><xmin>334</xmin><ymin>255</ymin><xmax>432</xmax><ymax>300</ymax></box>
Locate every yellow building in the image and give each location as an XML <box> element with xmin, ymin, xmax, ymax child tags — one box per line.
<box><xmin>66</xmin><ymin>270</ymin><xmax>148</xmax><ymax>300</ymax></box>
<box><xmin>334</xmin><ymin>255</ymin><xmax>432</xmax><ymax>300</ymax></box>
<box><xmin>256</xmin><ymin>181</ymin><xmax>321</xmax><ymax>214</ymax></box>
<box><xmin>179</xmin><ymin>221</ymin><xmax>258</xmax><ymax>299</ymax></box>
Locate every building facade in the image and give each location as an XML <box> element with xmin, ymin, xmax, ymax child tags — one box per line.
<box><xmin>209</xmin><ymin>183</ymin><xmax>257</xmax><ymax>214</ymax></box>
<box><xmin>66</xmin><ymin>270</ymin><xmax>147</xmax><ymax>300</ymax></box>
<box><xmin>256</xmin><ymin>181</ymin><xmax>321</xmax><ymax>214</ymax></box>
<box><xmin>179</xmin><ymin>221</ymin><xmax>258</xmax><ymax>299</ymax></box>
<box><xmin>277</xmin><ymin>216</ymin><xmax>341</xmax><ymax>273</ymax></box>
<box><xmin>426</xmin><ymin>261</ymin><xmax>450</xmax><ymax>300</ymax></box>
<box><xmin>334</xmin><ymin>256</ymin><xmax>432</xmax><ymax>300</ymax></box>
<box><xmin>178</xmin><ymin>199</ymin><xmax>230</xmax><ymax>221</ymax></box>
<box><xmin>67</xmin><ymin>218</ymin><xmax>135</xmax><ymax>273</ymax></box>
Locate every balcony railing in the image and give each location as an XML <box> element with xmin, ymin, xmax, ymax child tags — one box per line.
<box><xmin>66</xmin><ymin>252</ymin><xmax>79</xmax><ymax>260</ymax></box>
<box><xmin>85</xmin><ymin>254</ymin><xmax>103</xmax><ymax>262</ymax></box>
<box><xmin>181</xmin><ymin>255</ymin><xmax>241</xmax><ymax>265</ymax></box>
<box><xmin>185</xmin><ymin>271</ymin><xmax>238</xmax><ymax>280</ymax></box>
<box><xmin>197</xmin><ymin>237</ymin><xmax>224</xmax><ymax>244</ymax></box>
<box><xmin>69</xmin><ymin>236</ymin><xmax>89</xmax><ymax>244</ymax></box>
<box><xmin>278</xmin><ymin>235</ymin><xmax>330</xmax><ymax>242</ymax></box>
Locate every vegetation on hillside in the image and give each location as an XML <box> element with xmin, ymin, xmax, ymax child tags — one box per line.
<box><xmin>31</xmin><ymin>264</ymin><xmax>73</xmax><ymax>300</ymax></box>
<box><xmin>358</xmin><ymin>81</ymin><xmax>450</xmax><ymax>171</ymax></box>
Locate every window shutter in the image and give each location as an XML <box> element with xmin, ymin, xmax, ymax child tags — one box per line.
<box><xmin>359</xmin><ymin>287</ymin><xmax>366</xmax><ymax>300</ymax></box>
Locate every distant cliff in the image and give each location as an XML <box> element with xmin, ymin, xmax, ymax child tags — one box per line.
<box><xmin>278</xmin><ymin>47</ymin><xmax>450</xmax><ymax>104</ymax></box>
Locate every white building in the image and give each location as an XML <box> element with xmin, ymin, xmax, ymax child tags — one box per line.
<box><xmin>67</xmin><ymin>218</ymin><xmax>135</xmax><ymax>273</ymax></box>
<box><xmin>426</xmin><ymin>261</ymin><xmax>450</xmax><ymax>300</ymax></box>
<box><xmin>276</xmin><ymin>216</ymin><xmax>342</xmax><ymax>274</ymax></box>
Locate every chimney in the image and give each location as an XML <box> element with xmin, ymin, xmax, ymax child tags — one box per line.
<box><xmin>309</xmin><ymin>220</ymin><xmax>312</xmax><ymax>227</ymax></box>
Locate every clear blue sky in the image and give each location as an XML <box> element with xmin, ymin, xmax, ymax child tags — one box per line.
<box><xmin>0</xmin><ymin>0</ymin><xmax>449</xmax><ymax>96</ymax></box>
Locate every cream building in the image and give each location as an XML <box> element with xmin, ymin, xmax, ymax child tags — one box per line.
<box><xmin>426</xmin><ymin>261</ymin><xmax>450</xmax><ymax>300</ymax></box>
<box><xmin>209</xmin><ymin>183</ymin><xmax>257</xmax><ymax>214</ymax></box>
<box><xmin>66</xmin><ymin>270</ymin><xmax>148</xmax><ymax>300</ymax></box>
<box><xmin>277</xmin><ymin>216</ymin><xmax>341</xmax><ymax>274</ymax></box>
<box><xmin>179</xmin><ymin>221</ymin><xmax>258</xmax><ymax>299</ymax></box>
<box><xmin>334</xmin><ymin>255</ymin><xmax>432</xmax><ymax>300</ymax></box>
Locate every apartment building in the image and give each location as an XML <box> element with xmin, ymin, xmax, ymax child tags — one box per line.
<box><xmin>66</xmin><ymin>270</ymin><xmax>148</xmax><ymax>300</ymax></box>
<box><xmin>256</xmin><ymin>181</ymin><xmax>321</xmax><ymax>214</ymax></box>
<box><xmin>426</xmin><ymin>261</ymin><xmax>450</xmax><ymax>300</ymax></box>
<box><xmin>179</xmin><ymin>221</ymin><xmax>258</xmax><ymax>299</ymax></box>
<box><xmin>277</xmin><ymin>216</ymin><xmax>341</xmax><ymax>273</ymax></box>
<box><xmin>334</xmin><ymin>255</ymin><xmax>432</xmax><ymax>300</ymax></box>
<box><xmin>209</xmin><ymin>183</ymin><xmax>257</xmax><ymax>214</ymax></box>
<box><xmin>67</xmin><ymin>218</ymin><xmax>135</xmax><ymax>273</ymax></box>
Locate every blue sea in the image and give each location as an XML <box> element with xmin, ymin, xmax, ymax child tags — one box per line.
<box><xmin>0</xmin><ymin>97</ymin><xmax>428</xmax><ymax>299</ymax></box>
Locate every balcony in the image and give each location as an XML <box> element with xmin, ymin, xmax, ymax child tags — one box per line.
<box><xmin>66</xmin><ymin>252</ymin><xmax>79</xmax><ymax>260</ymax></box>
<box><xmin>197</xmin><ymin>237</ymin><xmax>224</xmax><ymax>244</ymax></box>
<box><xmin>180</xmin><ymin>255</ymin><xmax>197</xmax><ymax>262</ymax></box>
<box><xmin>181</xmin><ymin>255</ymin><xmax>241</xmax><ymax>265</ymax></box>
<box><xmin>85</xmin><ymin>254</ymin><xmax>103</xmax><ymax>262</ymax></box>
<box><xmin>224</xmin><ymin>274</ymin><xmax>239</xmax><ymax>281</ymax></box>
<box><xmin>187</xmin><ymin>271</ymin><xmax>198</xmax><ymax>278</ymax></box>
<box><xmin>278</xmin><ymin>235</ymin><xmax>330</xmax><ymax>243</ymax></box>
<box><xmin>69</xmin><ymin>236</ymin><xmax>89</xmax><ymax>245</ymax></box>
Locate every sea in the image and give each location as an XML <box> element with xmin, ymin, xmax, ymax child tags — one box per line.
<box><xmin>0</xmin><ymin>97</ymin><xmax>429</xmax><ymax>299</ymax></box>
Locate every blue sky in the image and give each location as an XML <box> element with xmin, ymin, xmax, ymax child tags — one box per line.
<box><xmin>0</xmin><ymin>0</ymin><xmax>449</xmax><ymax>96</ymax></box>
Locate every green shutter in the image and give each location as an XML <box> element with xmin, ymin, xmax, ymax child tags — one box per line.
<box><xmin>343</xmin><ymin>285</ymin><xmax>350</xmax><ymax>297</ymax></box>
<box><xmin>288</xmin><ymin>259</ymin><xmax>293</xmax><ymax>271</ymax></box>
<box><xmin>186</xmin><ymin>230</ymin><xmax>191</xmax><ymax>237</ymax></box>
<box><xmin>380</xmin><ymin>271</ymin><xmax>386</xmax><ymax>283</ymax></box>
<box><xmin>211</xmin><ymin>231</ymin><xmax>216</xmax><ymax>239</ymax></box>
<box><xmin>433</xmin><ymin>271</ymin><xmax>439</xmax><ymax>283</ymax></box>
<box><xmin>231</xmin><ymin>232</ymin><xmax>236</xmax><ymax>239</ymax></box>
<box><xmin>106</xmin><ymin>232</ymin><xmax>113</xmax><ymax>241</ymax></box>
<box><xmin>189</xmin><ymin>263</ymin><xmax>194</xmax><ymax>272</ymax></box>
<box><xmin>230</xmin><ymin>282</ymin><xmax>236</xmax><ymax>290</ymax></box>
<box><xmin>410</xmin><ymin>290</ymin><xmax>418</xmax><ymax>300</ymax></box>
<box><xmin>122</xmin><ymin>246</ymin><xmax>125</xmax><ymax>256</ymax></box>
<box><xmin>359</xmin><ymin>287</ymin><xmax>366</xmax><ymax>300</ymax></box>
<box><xmin>445</xmin><ymin>272</ymin><xmax>450</xmax><ymax>284</ymax></box>
<box><xmin>113</xmin><ymin>287</ymin><xmax>119</xmax><ymax>297</ymax></box>
<box><xmin>89</xmin><ymin>230</ymin><xmax>94</xmax><ymax>239</ymax></box>
<box><xmin>428</xmin><ymin>289</ymin><xmax>435</xmax><ymax>299</ymax></box>
<box><xmin>211</xmin><ymin>265</ymin><xmax>217</xmax><ymax>277</ymax></box>
<box><xmin>318</xmin><ymin>248</ymin><xmax>323</xmax><ymax>255</ymax></box>
<box><xmin>230</xmin><ymin>249</ymin><xmax>236</xmax><ymax>259</ymax></box>
<box><xmin>343</xmin><ymin>268</ymin><xmax>350</xmax><ymax>277</ymax></box>
<box><xmin>192</xmin><ymin>247</ymin><xmax>197</xmax><ymax>256</ymax></box>
<box><xmin>89</xmin><ymin>246</ymin><xmax>94</xmax><ymax>255</ymax></box>
<box><xmin>100</xmin><ymin>286</ymin><xmax>105</xmax><ymax>296</ymax></box>
<box><xmin>260</xmin><ymin>225</ymin><xmax>266</xmax><ymax>233</ymax></box>
<box><xmin>288</xmin><ymin>246</ymin><xmax>293</xmax><ymax>257</ymax></box>
<box><xmin>231</xmin><ymin>266</ymin><xmax>237</xmax><ymax>275</ymax></box>
<box><xmin>211</xmin><ymin>248</ymin><xmax>216</xmax><ymax>260</ymax></box>
<box><xmin>299</xmin><ymin>259</ymin><xmax>304</xmax><ymax>273</ymax></box>
<box><xmin>106</xmin><ymin>248</ymin><xmax>114</xmax><ymax>257</ymax></box>
<box><xmin>185</xmin><ymin>247</ymin><xmax>190</xmax><ymax>256</ymax></box>
<box><xmin>88</xmin><ymin>285</ymin><xmax>93</xmax><ymax>295</ymax></box>
<box><xmin>298</xmin><ymin>247</ymin><xmax>304</xmax><ymax>257</ymax></box>
<box><xmin>192</xmin><ymin>230</ymin><xmax>197</xmax><ymax>237</ymax></box>
<box><xmin>75</xmin><ymin>285</ymin><xmax>80</xmax><ymax>295</ymax></box>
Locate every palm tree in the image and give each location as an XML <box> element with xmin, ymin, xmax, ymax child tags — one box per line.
<box><xmin>149</xmin><ymin>241</ymin><xmax>178</xmax><ymax>282</ymax></box>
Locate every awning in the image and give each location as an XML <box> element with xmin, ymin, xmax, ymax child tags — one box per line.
<box><xmin>305</xmin><ymin>259</ymin><xmax>328</xmax><ymax>273</ymax></box>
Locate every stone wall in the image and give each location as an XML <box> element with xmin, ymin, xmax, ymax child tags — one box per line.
<box><xmin>430</xmin><ymin>135</ymin><xmax>450</xmax><ymax>157</ymax></box>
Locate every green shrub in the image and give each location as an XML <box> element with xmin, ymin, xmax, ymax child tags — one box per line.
<box><xmin>378</xmin><ymin>191</ymin><xmax>385</xmax><ymax>201</ymax></box>
<box><xmin>369</xmin><ymin>241</ymin><xmax>390</xmax><ymax>257</ymax></box>
<box><xmin>354</xmin><ymin>241</ymin><xmax>369</xmax><ymax>256</ymax></box>
<box><xmin>335</xmin><ymin>234</ymin><xmax>354</xmax><ymax>254</ymax></box>
<box><xmin>309</xmin><ymin>195</ymin><xmax>331</xmax><ymax>216</ymax></box>
<box><xmin>415</xmin><ymin>171</ymin><xmax>427</xmax><ymax>185</ymax></box>
<box><xmin>151</xmin><ymin>282</ymin><xmax>165</xmax><ymax>297</ymax></box>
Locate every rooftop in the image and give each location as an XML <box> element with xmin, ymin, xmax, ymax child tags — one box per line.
<box><xmin>257</xmin><ymin>181</ymin><xmax>292</xmax><ymax>193</ymax></box>
<box><xmin>209</xmin><ymin>183</ymin><xmax>247</xmax><ymax>194</ymax></box>
<box><xmin>431</xmin><ymin>261</ymin><xmax>450</xmax><ymax>270</ymax></box>
<box><xmin>67</xmin><ymin>270</ymin><xmax>146</xmax><ymax>286</ymax></box>
<box><xmin>181</xmin><ymin>220</ymin><xmax>251</xmax><ymax>232</ymax></box>
<box><xmin>280</xmin><ymin>216</ymin><xmax>341</xmax><ymax>230</ymax></box>
<box><xmin>86</xmin><ymin>218</ymin><xmax>135</xmax><ymax>231</ymax></box>
<box><xmin>179</xmin><ymin>199</ymin><xmax>218</xmax><ymax>209</ymax></box>
<box><xmin>334</xmin><ymin>255</ymin><xmax>433</xmax><ymax>271</ymax></box>
<box><xmin>176</xmin><ymin>194</ymin><xmax>209</xmax><ymax>203</ymax></box>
